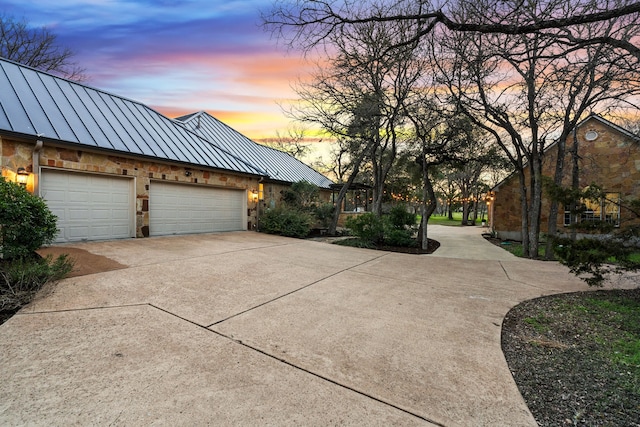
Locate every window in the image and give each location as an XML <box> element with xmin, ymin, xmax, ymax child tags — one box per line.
<box><xmin>564</xmin><ymin>192</ymin><xmax>620</xmax><ymax>227</ymax></box>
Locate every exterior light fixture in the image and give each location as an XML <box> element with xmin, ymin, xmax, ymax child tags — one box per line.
<box><xmin>251</xmin><ymin>189</ymin><xmax>259</xmax><ymax>202</ymax></box>
<box><xmin>16</xmin><ymin>167</ymin><xmax>29</xmax><ymax>187</ymax></box>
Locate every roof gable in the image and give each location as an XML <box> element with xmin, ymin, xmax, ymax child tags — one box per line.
<box><xmin>175</xmin><ymin>111</ymin><xmax>334</xmax><ymax>189</ymax></box>
<box><xmin>579</xmin><ymin>113</ymin><xmax>640</xmax><ymax>143</ymax></box>
<box><xmin>0</xmin><ymin>58</ymin><xmax>264</xmax><ymax>176</ymax></box>
<box><xmin>492</xmin><ymin>113</ymin><xmax>639</xmax><ymax>191</ymax></box>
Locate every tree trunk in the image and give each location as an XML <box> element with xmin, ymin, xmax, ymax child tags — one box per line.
<box><xmin>527</xmin><ymin>155</ymin><xmax>543</xmax><ymax>258</ymax></box>
<box><xmin>418</xmin><ymin>156</ymin><xmax>437</xmax><ymax>250</ymax></box>
<box><xmin>517</xmin><ymin>169</ymin><xmax>531</xmax><ymax>257</ymax></box>
<box><xmin>545</xmin><ymin>132</ymin><xmax>568</xmax><ymax>259</ymax></box>
<box><xmin>570</xmin><ymin>127</ymin><xmax>580</xmax><ymax>241</ymax></box>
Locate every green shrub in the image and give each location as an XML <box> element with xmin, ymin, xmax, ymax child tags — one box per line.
<box><xmin>1</xmin><ymin>254</ymin><xmax>74</xmax><ymax>312</ymax></box>
<box><xmin>0</xmin><ymin>177</ymin><xmax>58</xmax><ymax>259</ymax></box>
<box><xmin>384</xmin><ymin>229</ymin><xmax>417</xmax><ymax>247</ymax></box>
<box><xmin>388</xmin><ymin>204</ymin><xmax>417</xmax><ymax>230</ymax></box>
<box><xmin>314</xmin><ymin>203</ymin><xmax>335</xmax><ymax>228</ymax></box>
<box><xmin>260</xmin><ymin>206</ymin><xmax>313</xmax><ymax>238</ymax></box>
<box><xmin>345</xmin><ymin>208</ymin><xmax>419</xmax><ymax>248</ymax></box>
<box><xmin>345</xmin><ymin>213</ymin><xmax>385</xmax><ymax>245</ymax></box>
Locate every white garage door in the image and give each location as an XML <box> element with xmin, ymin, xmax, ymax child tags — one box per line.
<box><xmin>40</xmin><ymin>169</ymin><xmax>134</xmax><ymax>243</ymax></box>
<box><xmin>150</xmin><ymin>181</ymin><xmax>246</xmax><ymax>236</ymax></box>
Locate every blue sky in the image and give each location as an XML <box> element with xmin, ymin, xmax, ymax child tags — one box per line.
<box><xmin>1</xmin><ymin>0</ymin><xmax>311</xmax><ymax>139</ymax></box>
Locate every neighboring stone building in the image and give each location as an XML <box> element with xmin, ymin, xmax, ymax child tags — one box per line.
<box><xmin>0</xmin><ymin>58</ymin><xmax>332</xmax><ymax>243</ymax></box>
<box><xmin>489</xmin><ymin>114</ymin><xmax>640</xmax><ymax>240</ymax></box>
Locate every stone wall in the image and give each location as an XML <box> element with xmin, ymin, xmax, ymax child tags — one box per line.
<box><xmin>492</xmin><ymin>117</ymin><xmax>640</xmax><ymax>240</ymax></box>
<box><xmin>1</xmin><ymin>137</ymin><xmax>260</xmax><ymax>237</ymax></box>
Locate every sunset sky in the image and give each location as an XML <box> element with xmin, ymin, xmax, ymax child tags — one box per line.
<box><xmin>1</xmin><ymin>0</ymin><xmax>313</xmax><ymax>141</ymax></box>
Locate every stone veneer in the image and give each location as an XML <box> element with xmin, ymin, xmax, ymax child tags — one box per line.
<box><xmin>1</xmin><ymin>137</ymin><xmax>260</xmax><ymax>238</ymax></box>
<box><xmin>491</xmin><ymin>117</ymin><xmax>640</xmax><ymax>240</ymax></box>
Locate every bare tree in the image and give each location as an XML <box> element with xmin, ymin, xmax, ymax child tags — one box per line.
<box><xmin>258</xmin><ymin>125</ymin><xmax>311</xmax><ymax>159</ymax></box>
<box><xmin>0</xmin><ymin>14</ymin><xmax>86</xmax><ymax>81</ymax></box>
<box><xmin>285</xmin><ymin>15</ymin><xmax>423</xmax><ymax>233</ymax></box>
<box><xmin>432</xmin><ymin>0</ymin><xmax>640</xmax><ymax>258</ymax></box>
<box><xmin>264</xmin><ymin>0</ymin><xmax>640</xmax><ymax>58</ymax></box>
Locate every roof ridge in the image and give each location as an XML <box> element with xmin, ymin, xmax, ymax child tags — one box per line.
<box><xmin>0</xmin><ymin>58</ymin><xmax>264</xmax><ymax>177</ymax></box>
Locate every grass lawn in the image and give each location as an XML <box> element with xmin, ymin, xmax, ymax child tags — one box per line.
<box><xmin>426</xmin><ymin>212</ymin><xmax>478</xmax><ymax>226</ymax></box>
<box><xmin>497</xmin><ymin>240</ymin><xmax>552</xmax><ymax>259</ymax></box>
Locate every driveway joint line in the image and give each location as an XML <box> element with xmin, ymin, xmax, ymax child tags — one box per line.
<box><xmin>15</xmin><ymin>303</ymin><xmax>149</xmax><ymax>316</ymax></box>
<box><xmin>499</xmin><ymin>261</ymin><xmax>511</xmax><ymax>280</ymax></box>
<box><xmin>498</xmin><ymin>261</ymin><xmax>557</xmax><ymax>291</ymax></box>
<box><xmin>144</xmin><ymin>302</ymin><xmax>443</xmax><ymax>424</ymax></box>
<box><xmin>209</xmin><ymin>328</ymin><xmax>446</xmax><ymax>426</ymax></box>
<box><xmin>206</xmin><ymin>252</ymin><xmax>391</xmax><ymax>328</ymax></box>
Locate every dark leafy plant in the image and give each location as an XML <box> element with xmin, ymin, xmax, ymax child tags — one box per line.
<box><xmin>314</xmin><ymin>203</ymin><xmax>335</xmax><ymax>228</ymax></box>
<box><xmin>546</xmin><ymin>181</ymin><xmax>640</xmax><ymax>286</ymax></box>
<box><xmin>555</xmin><ymin>236</ymin><xmax>640</xmax><ymax>287</ymax></box>
<box><xmin>345</xmin><ymin>213</ymin><xmax>385</xmax><ymax>245</ymax></box>
<box><xmin>387</xmin><ymin>204</ymin><xmax>417</xmax><ymax>230</ymax></box>
<box><xmin>260</xmin><ymin>206</ymin><xmax>312</xmax><ymax>238</ymax></box>
<box><xmin>384</xmin><ymin>228</ymin><xmax>417</xmax><ymax>247</ymax></box>
<box><xmin>345</xmin><ymin>206</ymin><xmax>420</xmax><ymax>247</ymax></box>
<box><xmin>0</xmin><ymin>176</ymin><xmax>58</xmax><ymax>259</ymax></box>
<box><xmin>1</xmin><ymin>254</ymin><xmax>74</xmax><ymax>312</ymax></box>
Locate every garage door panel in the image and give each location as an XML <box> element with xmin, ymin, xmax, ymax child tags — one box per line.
<box><xmin>90</xmin><ymin>192</ymin><xmax>112</xmax><ymax>204</ymax></box>
<box><xmin>69</xmin><ymin>190</ymin><xmax>90</xmax><ymax>202</ymax></box>
<box><xmin>112</xmin><ymin>193</ymin><xmax>130</xmax><ymax>204</ymax></box>
<box><xmin>69</xmin><ymin>209</ymin><xmax>90</xmax><ymax>220</ymax></box>
<box><xmin>41</xmin><ymin>170</ymin><xmax>134</xmax><ymax>243</ymax></box>
<box><xmin>111</xmin><ymin>209</ymin><xmax>130</xmax><ymax>220</ymax></box>
<box><xmin>91</xmin><ymin>209</ymin><xmax>111</xmax><ymax>220</ymax></box>
<box><xmin>150</xmin><ymin>182</ymin><xmax>245</xmax><ymax>236</ymax></box>
<box><xmin>68</xmin><ymin>226</ymin><xmax>90</xmax><ymax>239</ymax></box>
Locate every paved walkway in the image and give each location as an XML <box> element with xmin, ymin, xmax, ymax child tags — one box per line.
<box><xmin>427</xmin><ymin>225</ymin><xmax>516</xmax><ymax>260</ymax></box>
<box><xmin>0</xmin><ymin>228</ymin><xmax>631</xmax><ymax>426</ymax></box>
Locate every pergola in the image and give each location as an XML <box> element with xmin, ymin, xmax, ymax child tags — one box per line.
<box><xmin>329</xmin><ymin>183</ymin><xmax>372</xmax><ymax>212</ymax></box>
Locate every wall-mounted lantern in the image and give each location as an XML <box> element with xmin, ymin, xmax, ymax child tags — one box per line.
<box><xmin>16</xmin><ymin>167</ymin><xmax>29</xmax><ymax>187</ymax></box>
<box><xmin>250</xmin><ymin>189</ymin><xmax>259</xmax><ymax>202</ymax></box>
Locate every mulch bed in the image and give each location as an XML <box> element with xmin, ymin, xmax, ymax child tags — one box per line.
<box><xmin>502</xmin><ymin>286</ymin><xmax>640</xmax><ymax>426</ymax></box>
<box><xmin>36</xmin><ymin>247</ymin><xmax>127</xmax><ymax>278</ymax></box>
<box><xmin>374</xmin><ymin>238</ymin><xmax>440</xmax><ymax>254</ymax></box>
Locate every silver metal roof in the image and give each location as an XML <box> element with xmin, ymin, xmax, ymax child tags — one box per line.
<box><xmin>0</xmin><ymin>58</ymin><xmax>265</xmax><ymax>176</ymax></box>
<box><xmin>175</xmin><ymin>111</ymin><xmax>334</xmax><ymax>189</ymax></box>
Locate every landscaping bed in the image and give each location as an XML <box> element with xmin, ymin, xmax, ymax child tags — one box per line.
<box><xmin>502</xmin><ymin>289</ymin><xmax>640</xmax><ymax>426</ymax></box>
<box><xmin>332</xmin><ymin>237</ymin><xmax>440</xmax><ymax>254</ymax></box>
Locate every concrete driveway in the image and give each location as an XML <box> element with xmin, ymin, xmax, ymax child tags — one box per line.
<box><xmin>0</xmin><ymin>226</ymin><xmax>628</xmax><ymax>426</ymax></box>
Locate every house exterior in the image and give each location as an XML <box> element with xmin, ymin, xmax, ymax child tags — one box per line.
<box><xmin>490</xmin><ymin>114</ymin><xmax>640</xmax><ymax>240</ymax></box>
<box><xmin>0</xmin><ymin>58</ymin><xmax>332</xmax><ymax>243</ymax></box>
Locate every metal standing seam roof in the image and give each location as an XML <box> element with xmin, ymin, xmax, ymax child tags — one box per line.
<box><xmin>175</xmin><ymin>111</ymin><xmax>334</xmax><ymax>189</ymax></box>
<box><xmin>0</xmin><ymin>58</ymin><xmax>265</xmax><ymax>177</ymax></box>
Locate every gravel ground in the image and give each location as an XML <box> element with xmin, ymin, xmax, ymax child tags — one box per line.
<box><xmin>501</xmin><ymin>289</ymin><xmax>640</xmax><ymax>426</ymax></box>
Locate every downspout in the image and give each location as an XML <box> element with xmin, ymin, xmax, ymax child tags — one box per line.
<box><xmin>33</xmin><ymin>139</ymin><xmax>43</xmax><ymax>195</ymax></box>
